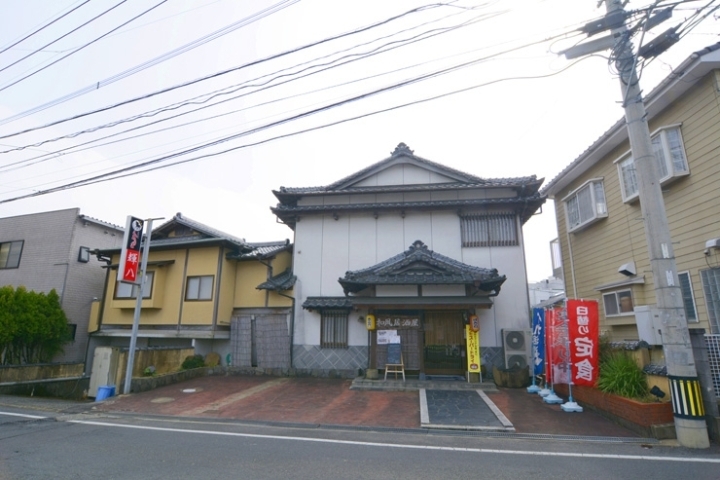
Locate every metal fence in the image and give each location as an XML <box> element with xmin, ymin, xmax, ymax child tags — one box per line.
<box><xmin>706</xmin><ymin>334</ymin><xmax>720</xmax><ymax>398</ymax></box>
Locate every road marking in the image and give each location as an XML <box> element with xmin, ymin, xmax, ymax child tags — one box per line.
<box><xmin>477</xmin><ymin>390</ymin><xmax>514</xmax><ymax>429</ymax></box>
<box><xmin>419</xmin><ymin>389</ymin><xmax>429</xmax><ymax>424</ymax></box>
<box><xmin>0</xmin><ymin>411</ymin><xmax>47</xmax><ymax>419</ymax></box>
<box><xmin>69</xmin><ymin>419</ymin><xmax>720</xmax><ymax>464</ymax></box>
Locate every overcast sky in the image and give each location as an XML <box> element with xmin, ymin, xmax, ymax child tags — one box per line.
<box><xmin>0</xmin><ymin>0</ymin><xmax>717</xmax><ymax>281</ymax></box>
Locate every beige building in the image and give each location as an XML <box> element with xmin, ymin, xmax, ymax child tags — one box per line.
<box><xmin>89</xmin><ymin>213</ymin><xmax>294</xmax><ymax>369</ymax></box>
<box><xmin>541</xmin><ymin>44</ymin><xmax>720</xmax><ymax>342</ymax></box>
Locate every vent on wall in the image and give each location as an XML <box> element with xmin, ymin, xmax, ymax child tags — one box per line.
<box><xmin>502</xmin><ymin>329</ymin><xmax>531</xmax><ymax>369</ymax></box>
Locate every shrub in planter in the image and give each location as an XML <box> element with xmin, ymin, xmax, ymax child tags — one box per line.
<box><xmin>597</xmin><ymin>351</ymin><xmax>648</xmax><ymax>399</ymax></box>
<box><xmin>181</xmin><ymin>354</ymin><xmax>205</xmax><ymax>370</ymax></box>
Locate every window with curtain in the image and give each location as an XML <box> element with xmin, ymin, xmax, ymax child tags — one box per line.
<box><xmin>321</xmin><ymin>310</ymin><xmax>349</xmax><ymax>348</ymax></box>
<box><xmin>460</xmin><ymin>214</ymin><xmax>518</xmax><ymax>247</ymax></box>
<box><xmin>564</xmin><ymin>179</ymin><xmax>607</xmax><ymax>232</ymax></box>
<box><xmin>617</xmin><ymin>126</ymin><xmax>689</xmax><ymax>202</ymax></box>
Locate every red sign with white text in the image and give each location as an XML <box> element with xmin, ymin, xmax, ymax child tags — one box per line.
<box><xmin>546</xmin><ymin>306</ymin><xmax>570</xmax><ymax>385</ymax></box>
<box><xmin>567</xmin><ymin>299</ymin><xmax>599</xmax><ymax>387</ymax></box>
<box><xmin>118</xmin><ymin>216</ymin><xmax>144</xmax><ymax>284</ymax></box>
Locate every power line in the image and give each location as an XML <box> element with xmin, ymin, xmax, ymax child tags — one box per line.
<box><xmin>0</xmin><ymin>5</ymin><xmax>501</xmax><ymax>155</ymax></box>
<box><xmin>0</xmin><ymin>2</ymin><xmax>459</xmax><ymax>140</ymax></box>
<box><xmin>0</xmin><ymin>0</ymin><xmax>301</xmax><ymax>127</ymax></box>
<box><xmin>0</xmin><ymin>0</ymin><xmax>92</xmax><ymax>56</ymax></box>
<box><xmin>0</xmin><ymin>0</ymin><xmax>169</xmax><ymax>94</ymax></box>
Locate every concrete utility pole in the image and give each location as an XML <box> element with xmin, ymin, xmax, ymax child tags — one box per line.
<box><xmin>604</xmin><ymin>0</ymin><xmax>709</xmax><ymax>448</ymax></box>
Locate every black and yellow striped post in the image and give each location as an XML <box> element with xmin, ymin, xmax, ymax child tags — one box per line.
<box><xmin>668</xmin><ymin>376</ymin><xmax>706</xmax><ymax>419</ymax></box>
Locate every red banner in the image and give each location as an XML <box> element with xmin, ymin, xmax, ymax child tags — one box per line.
<box><xmin>545</xmin><ymin>307</ymin><xmax>569</xmax><ymax>384</ymax></box>
<box><xmin>567</xmin><ymin>299</ymin><xmax>599</xmax><ymax>387</ymax></box>
<box><xmin>118</xmin><ymin>216</ymin><xmax>144</xmax><ymax>284</ymax></box>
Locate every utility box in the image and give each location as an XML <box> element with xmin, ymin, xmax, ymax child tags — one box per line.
<box><xmin>88</xmin><ymin>347</ymin><xmax>120</xmax><ymax>398</ymax></box>
<box><xmin>634</xmin><ymin>306</ymin><xmax>663</xmax><ymax>345</ymax></box>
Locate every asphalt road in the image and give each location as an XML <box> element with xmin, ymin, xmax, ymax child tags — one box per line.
<box><xmin>1</xmin><ymin>408</ymin><xmax>719</xmax><ymax>480</ymax></box>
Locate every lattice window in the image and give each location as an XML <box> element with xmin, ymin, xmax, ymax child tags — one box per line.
<box><xmin>701</xmin><ymin>268</ymin><xmax>720</xmax><ymax>334</ymax></box>
<box><xmin>705</xmin><ymin>334</ymin><xmax>720</xmax><ymax>399</ymax></box>
<box><xmin>460</xmin><ymin>214</ymin><xmax>518</xmax><ymax>247</ymax></box>
<box><xmin>321</xmin><ymin>310</ymin><xmax>349</xmax><ymax>349</ymax></box>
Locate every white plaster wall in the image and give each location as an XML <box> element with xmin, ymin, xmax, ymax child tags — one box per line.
<box><xmin>377</xmin><ymin>285</ymin><xmax>418</xmax><ymax>297</ymax></box>
<box><xmin>320</xmin><ymin>213</ymin><xmax>349</xmax><ymax>296</ymax></box>
<box><xmin>430</xmin><ymin>211</ymin><xmax>461</xmax><ymax>259</ymax></box>
<box><xmin>348</xmin><ymin>215</ymin><xmax>377</xmax><ymax>271</ymax></box>
<box><xmin>423</xmin><ymin>284</ymin><xmax>465</xmax><ymax>296</ymax></box>
<box><xmin>402</xmin><ymin>211</ymin><xmax>431</xmax><ymax>248</ymax></box>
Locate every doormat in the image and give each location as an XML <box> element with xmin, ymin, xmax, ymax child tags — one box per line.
<box><xmin>425</xmin><ymin>375</ymin><xmax>465</xmax><ymax>381</ymax></box>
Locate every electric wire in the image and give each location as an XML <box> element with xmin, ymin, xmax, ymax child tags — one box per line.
<box><xmin>0</xmin><ymin>2</ymin><xmax>471</xmax><ymax>140</ymax></box>
<box><xmin>0</xmin><ymin>0</ymin><xmax>300</xmax><ymax>127</ymax></box>
<box><xmin>0</xmin><ymin>0</ymin><xmax>169</xmax><ymax>94</ymax></box>
<box><xmin>0</xmin><ymin>5</ymin><xmax>503</xmax><ymax>155</ymax></box>
<box><xmin>0</xmin><ymin>0</ymin><xmax>92</xmax><ymax>56</ymax></box>
<box><xmin>0</xmin><ymin>0</ymin><xmax>127</xmax><ymax>75</ymax></box>
<box><xmin>0</xmin><ymin>58</ymin><xmax>586</xmax><ymax>204</ymax></box>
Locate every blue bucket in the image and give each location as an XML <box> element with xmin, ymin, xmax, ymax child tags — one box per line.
<box><xmin>95</xmin><ymin>385</ymin><xmax>116</xmax><ymax>401</ymax></box>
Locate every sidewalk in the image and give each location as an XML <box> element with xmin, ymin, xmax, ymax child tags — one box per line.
<box><xmin>1</xmin><ymin>375</ymin><xmax>645</xmax><ymax>440</ymax></box>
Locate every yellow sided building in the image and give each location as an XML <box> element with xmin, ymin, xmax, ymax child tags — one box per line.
<box><xmin>88</xmin><ymin>213</ymin><xmax>295</xmax><ymax>371</ymax></box>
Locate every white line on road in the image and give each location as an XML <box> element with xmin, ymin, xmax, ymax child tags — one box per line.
<box><xmin>0</xmin><ymin>411</ymin><xmax>47</xmax><ymax>419</ymax></box>
<box><xmin>70</xmin><ymin>419</ymin><xmax>720</xmax><ymax>464</ymax></box>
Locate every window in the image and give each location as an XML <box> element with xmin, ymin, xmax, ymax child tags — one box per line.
<box><xmin>67</xmin><ymin>323</ymin><xmax>77</xmax><ymax>341</ymax></box>
<box><xmin>563</xmin><ymin>179</ymin><xmax>607</xmax><ymax>232</ymax></box>
<box><xmin>115</xmin><ymin>271</ymin><xmax>154</xmax><ymax>299</ymax></box>
<box><xmin>701</xmin><ymin>268</ymin><xmax>720</xmax><ymax>334</ymax></box>
<box><xmin>678</xmin><ymin>271</ymin><xmax>697</xmax><ymax>322</ymax></box>
<box><xmin>550</xmin><ymin>238</ymin><xmax>563</xmax><ymax>279</ymax></box>
<box><xmin>0</xmin><ymin>240</ymin><xmax>23</xmax><ymax>269</ymax></box>
<box><xmin>603</xmin><ymin>289</ymin><xmax>634</xmax><ymax>316</ymax></box>
<box><xmin>321</xmin><ymin>310</ymin><xmax>349</xmax><ymax>348</ymax></box>
<box><xmin>617</xmin><ymin>126</ymin><xmax>689</xmax><ymax>202</ymax></box>
<box><xmin>460</xmin><ymin>214</ymin><xmax>518</xmax><ymax>247</ymax></box>
<box><xmin>185</xmin><ymin>275</ymin><xmax>214</xmax><ymax>301</ymax></box>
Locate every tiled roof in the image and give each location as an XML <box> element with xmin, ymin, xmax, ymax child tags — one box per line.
<box><xmin>152</xmin><ymin>213</ymin><xmax>246</xmax><ymax>247</ymax></box>
<box><xmin>228</xmin><ymin>240</ymin><xmax>292</xmax><ymax>260</ymax></box>
<box><xmin>302</xmin><ymin>296</ymin><xmax>354</xmax><ymax>310</ymax></box>
<box><xmin>271</xmin><ymin>195</ymin><xmax>545</xmax><ymax>227</ymax></box>
<box><xmin>78</xmin><ymin>214</ymin><xmax>124</xmax><ymax>231</ymax></box>
<box><xmin>257</xmin><ymin>268</ymin><xmax>297</xmax><ymax>291</ymax></box>
<box><xmin>541</xmin><ymin>42</ymin><xmax>720</xmax><ymax>197</ymax></box>
<box><xmin>338</xmin><ymin>240</ymin><xmax>506</xmax><ymax>294</ymax></box>
<box><xmin>273</xmin><ymin>143</ymin><xmax>543</xmax><ymax>199</ymax></box>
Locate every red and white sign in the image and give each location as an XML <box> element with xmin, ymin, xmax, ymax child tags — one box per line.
<box><xmin>118</xmin><ymin>216</ymin><xmax>144</xmax><ymax>284</ymax></box>
<box><xmin>545</xmin><ymin>306</ymin><xmax>570</xmax><ymax>384</ymax></box>
<box><xmin>567</xmin><ymin>299</ymin><xmax>599</xmax><ymax>386</ymax></box>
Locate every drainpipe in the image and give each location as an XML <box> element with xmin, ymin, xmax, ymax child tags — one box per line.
<box><xmin>277</xmin><ymin>291</ymin><xmax>295</xmax><ymax>370</ymax></box>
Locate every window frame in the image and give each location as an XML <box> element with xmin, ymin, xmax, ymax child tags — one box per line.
<box><xmin>677</xmin><ymin>271</ymin><xmax>698</xmax><ymax>323</ymax></box>
<box><xmin>700</xmin><ymin>267</ymin><xmax>720</xmax><ymax>334</ymax></box>
<box><xmin>320</xmin><ymin>309</ymin><xmax>349</xmax><ymax>349</ymax></box>
<box><xmin>185</xmin><ymin>275</ymin><xmax>214</xmax><ymax>301</ymax></box>
<box><xmin>115</xmin><ymin>271</ymin><xmax>154</xmax><ymax>299</ymax></box>
<box><xmin>615</xmin><ymin>125</ymin><xmax>689</xmax><ymax>203</ymax></box>
<box><xmin>0</xmin><ymin>240</ymin><xmax>24</xmax><ymax>269</ymax></box>
<box><xmin>562</xmin><ymin>178</ymin><xmax>608</xmax><ymax>233</ymax></box>
<box><xmin>460</xmin><ymin>213</ymin><xmax>519</xmax><ymax>247</ymax></box>
<box><xmin>602</xmin><ymin>289</ymin><xmax>635</xmax><ymax>317</ymax></box>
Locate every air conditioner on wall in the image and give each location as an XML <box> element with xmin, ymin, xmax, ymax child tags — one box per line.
<box><xmin>502</xmin><ymin>329</ymin><xmax>532</xmax><ymax>369</ymax></box>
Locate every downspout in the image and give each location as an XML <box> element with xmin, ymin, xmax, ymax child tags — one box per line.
<box><xmin>277</xmin><ymin>291</ymin><xmax>295</xmax><ymax>369</ymax></box>
<box><xmin>211</xmin><ymin>246</ymin><xmax>224</xmax><ymax>344</ymax></box>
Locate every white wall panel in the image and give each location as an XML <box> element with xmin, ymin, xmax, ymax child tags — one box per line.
<box><xmin>320</xmin><ymin>215</ymin><xmax>349</xmax><ymax>296</ymax></box>
<box><xmin>430</xmin><ymin>190</ymin><xmax>459</xmax><ymax>201</ymax></box>
<box><xmin>431</xmin><ymin>211</ymin><xmax>461</xmax><ymax>259</ymax></box>
<box><xmin>402</xmin><ymin>164</ymin><xmax>431</xmax><ymax>184</ymax></box>
<box><xmin>423</xmin><ymin>284</ymin><xmax>465</xmax><ymax>296</ymax></box>
<box><xmin>429</xmin><ymin>171</ymin><xmax>457</xmax><ymax>184</ymax></box>
<box><xmin>403</xmin><ymin>191</ymin><xmax>431</xmax><ymax>202</ymax></box>
<box><xmin>377</xmin><ymin>285</ymin><xmax>418</xmax><ymax>297</ymax></box>
<box><xmin>375</xmin><ymin>164</ymin><xmax>404</xmax><ymax>186</ymax></box>
<box><xmin>402</xmin><ymin>212</ymin><xmax>432</xmax><ymax>248</ymax></box>
<box><xmin>376</xmin><ymin>215</ymin><xmax>405</xmax><ymax>260</ymax></box>
<box><xmin>348</xmin><ymin>214</ymin><xmax>377</xmax><ymax>271</ymax></box>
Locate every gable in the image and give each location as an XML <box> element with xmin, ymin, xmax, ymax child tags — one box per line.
<box><xmin>352</xmin><ymin>162</ymin><xmax>458</xmax><ymax>188</ymax></box>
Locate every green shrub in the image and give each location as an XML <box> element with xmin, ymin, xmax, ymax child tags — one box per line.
<box><xmin>181</xmin><ymin>354</ymin><xmax>205</xmax><ymax>370</ymax></box>
<box><xmin>597</xmin><ymin>352</ymin><xmax>648</xmax><ymax>399</ymax></box>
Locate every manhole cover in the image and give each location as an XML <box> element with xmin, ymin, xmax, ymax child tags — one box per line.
<box><xmin>151</xmin><ymin>397</ymin><xmax>175</xmax><ymax>403</ymax></box>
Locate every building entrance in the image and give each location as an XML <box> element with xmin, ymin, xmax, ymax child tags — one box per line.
<box><xmin>423</xmin><ymin>311</ymin><xmax>465</xmax><ymax>375</ymax></box>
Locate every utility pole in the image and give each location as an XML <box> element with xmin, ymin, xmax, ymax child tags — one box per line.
<box><xmin>604</xmin><ymin>0</ymin><xmax>709</xmax><ymax>448</ymax></box>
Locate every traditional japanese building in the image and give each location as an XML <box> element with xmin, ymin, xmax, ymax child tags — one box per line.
<box><xmin>271</xmin><ymin>143</ymin><xmax>545</xmax><ymax>377</ymax></box>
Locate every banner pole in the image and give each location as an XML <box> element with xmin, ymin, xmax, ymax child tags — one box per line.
<box><xmin>561</xmin><ymin>304</ymin><xmax>583</xmax><ymax>412</ymax></box>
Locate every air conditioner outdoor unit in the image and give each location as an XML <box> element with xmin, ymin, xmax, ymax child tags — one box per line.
<box><xmin>502</xmin><ymin>329</ymin><xmax>532</xmax><ymax>369</ymax></box>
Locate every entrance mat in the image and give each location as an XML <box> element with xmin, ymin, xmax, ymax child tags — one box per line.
<box><xmin>420</xmin><ymin>389</ymin><xmax>514</xmax><ymax>431</ymax></box>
